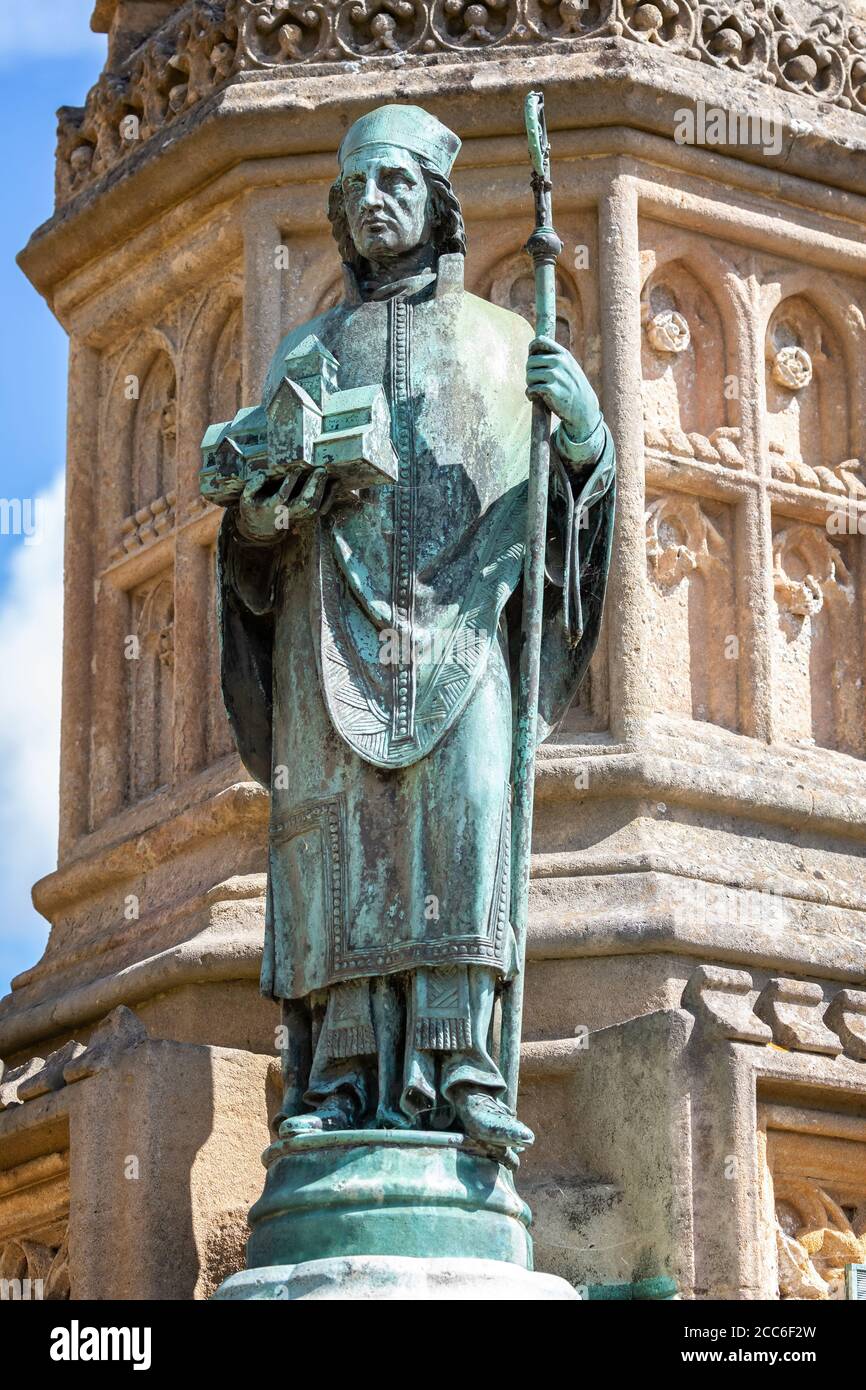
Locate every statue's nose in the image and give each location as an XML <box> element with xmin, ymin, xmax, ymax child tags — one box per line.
<box><xmin>360</xmin><ymin>177</ymin><xmax>385</xmax><ymax>209</ymax></box>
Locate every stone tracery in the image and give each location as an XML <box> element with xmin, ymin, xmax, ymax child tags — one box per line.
<box><xmin>641</xmin><ymin>257</ymin><xmax>743</xmax><ymax>469</ymax></box>
<box><xmin>489</xmin><ymin>252</ymin><xmax>584</xmax><ymax>352</ymax></box>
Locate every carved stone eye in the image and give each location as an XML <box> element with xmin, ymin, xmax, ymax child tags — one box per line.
<box><xmin>646</xmin><ymin>309</ymin><xmax>691</xmax><ymax>354</ymax></box>
<box><xmin>772</xmin><ymin>344</ymin><xmax>813</xmax><ymax>391</ymax></box>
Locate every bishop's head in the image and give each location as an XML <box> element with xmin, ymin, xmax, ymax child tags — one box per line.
<box><xmin>328</xmin><ymin>104</ymin><xmax>465</xmax><ymax>272</ymax></box>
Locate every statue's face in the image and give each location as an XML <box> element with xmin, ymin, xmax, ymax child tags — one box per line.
<box><xmin>340</xmin><ymin>144</ymin><xmax>432</xmax><ymax>261</ymax></box>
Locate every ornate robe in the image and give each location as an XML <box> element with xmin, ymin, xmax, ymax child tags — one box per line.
<box><xmin>217</xmin><ymin>253</ymin><xmax>616</xmax><ymax>1008</ymax></box>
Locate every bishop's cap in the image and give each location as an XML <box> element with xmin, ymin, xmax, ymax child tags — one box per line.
<box><xmin>338</xmin><ymin>105</ymin><xmax>461</xmax><ymax>178</ymax></box>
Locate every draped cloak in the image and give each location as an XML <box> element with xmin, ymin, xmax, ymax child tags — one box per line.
<box><xmin>217</xmin><ymin>254</ymin><xmax>616</xmax><ymax>1004</ymax></box>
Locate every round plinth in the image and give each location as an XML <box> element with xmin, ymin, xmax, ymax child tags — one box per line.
<box><xmin>240</xmin><ymin>1129</ymin><xmax>533</xmax><ymax>1272</ymax></box>
<box><xmin>214</xmin><ymin>1255</ymin><xmax>580</xmax><ymax>1300</ymax></box>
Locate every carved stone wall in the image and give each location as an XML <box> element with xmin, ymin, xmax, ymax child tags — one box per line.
<box><xmin>645</xmin><ymin>492</ymin><xmax>739</xmax><ymax>729</ymax></box>
<box><xmin>0</xmin><ymin>1009</ymin><xmax>273</xmax><ymax>1299</ymax></box>
<box><xmin>639</xmin><ymin>219</ymin><xmax>866</xmax><ymax>755</ymax></box>
<box><xmin>87</xmin><ymin>283</ymin><xmax>246</xmax><ymax>826</ymax></box>
<box><xmin>760</xmin><ymin>1105</ymin><xmax>866</xmax><ymax>1298</ymax></box>
<box><xmin>0</xmin><ymin>1152</ymin><xmax>70</xmax><ymax>1301</ymax></box>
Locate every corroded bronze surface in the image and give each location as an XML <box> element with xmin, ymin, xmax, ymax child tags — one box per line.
<box><xmin>202</xmin><ymin>102</ymin><xmax>615</xmax><ymax>1154</ymax></box>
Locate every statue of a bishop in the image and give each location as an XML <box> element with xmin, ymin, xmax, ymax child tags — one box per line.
<box><xmin>204</xmin><ymin>104</ymin><xmax>616</xmax><ymax>1154</ymax></box>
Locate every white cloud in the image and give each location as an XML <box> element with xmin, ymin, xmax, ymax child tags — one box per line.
<box><xmin>0</xmin><ymin>473</ymin><xmax>65</xmax><ymax>990</ymax></box>
<box><xmin>0</xmin><ymin>3</ymin><xmax>105</xmax><ymax>61</ymax></box>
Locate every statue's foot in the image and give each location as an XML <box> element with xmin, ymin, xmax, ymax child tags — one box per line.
<box><xmin>278</xmin><ymin>1095</ymin><xmax>356</xmax><ymax>1137</ymax></box>
<box><xmin>374</xmin><ymin>1104</ymin><xmax>413</xmax><ymax>1130</ymax></box>
<box><xmin>452</xmin><ymin>1090</ymin><xmax>535</xmax><ymax>1151</ymax></box>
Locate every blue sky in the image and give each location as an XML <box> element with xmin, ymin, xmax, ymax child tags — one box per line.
<box><xmin>0</xmin><ymin>6</ymin><xmax>105</xmax><ymax>997</ymax></box>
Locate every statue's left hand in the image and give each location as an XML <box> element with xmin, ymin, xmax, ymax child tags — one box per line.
<box><xmin>526</xmin><ymin>336</ymin><xmax>602</xmax><ymax>442</ymax></box>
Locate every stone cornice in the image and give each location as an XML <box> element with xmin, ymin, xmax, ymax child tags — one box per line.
<box><xmin>25</xmin><ymin>732</ymin><xmax>866</xmax><ymax>920</ymax></box>
<box><xmin>20</xmin><ymin>44</ymin><xmax>866</xmax><ymax>310</ymax></box>
<box><xmin>53</xmin><ymin>0</ymin><xmax>866</xmax><ymax>210</ymax></box>
<box><xmin>30</xmin><ymin>780</ymin><xmax>266</xmax><ymax>919</ymax></box>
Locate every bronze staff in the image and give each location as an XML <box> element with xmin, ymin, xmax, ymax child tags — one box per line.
<box><xmin>501</xmin><ymin>91</ymin><xmax>564</xmax><ymax>1108</ymax></box>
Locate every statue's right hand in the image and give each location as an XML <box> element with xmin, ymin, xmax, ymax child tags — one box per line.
<box><xmin>236</xmin><ymin>467</ymin><xmax>329</xmax><ymax>544</ymax></box>
<box><xmin>200</xmin><ymin>465</ymin><xmax>246</xmax><ymax>508</ymax></box>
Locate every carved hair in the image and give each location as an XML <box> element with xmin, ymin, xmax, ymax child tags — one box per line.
<box><xmin>327</xmin><ymin>160</ymin><xmax>466</xmax><ymax>271</ymax></box>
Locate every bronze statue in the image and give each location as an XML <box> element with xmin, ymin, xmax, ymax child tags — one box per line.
<box><xmin>201</xmin><ymin>103</ymin><xmax>615</xmax><ymax>1158</ymax></box>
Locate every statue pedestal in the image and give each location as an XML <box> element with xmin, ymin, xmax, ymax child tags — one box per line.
<box><xmin>213</xmin><ymin>1255</ymin><xmax>580</xmax><ymax>1300</ymax></box>
<box><xmin>213</xmin><ymin>1130</ymin><xmax>579</xmax><ymax>1300</ymax></box>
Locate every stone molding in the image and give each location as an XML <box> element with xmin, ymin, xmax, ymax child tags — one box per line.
<box><xmin>681</xmin><ymin>964</ymin><xmax>774</xmax><ymax>1043</ymax></box>
<box><xmin>0</xmin><ymin>1150</ymin><xmax>71</xmax><ymax>1301</ymax></box>
<box><xmin>760</xmin><ymin>1102</ymin><xmax>866</xmax><ymax>1299</ymax></box>
<box><xmin>0</xmin><ymin>1031</ymin><xmax>275</xmax><ymax>1300</ymax></box>
<box><xmin>4</xmin><ymin>969</ymin><xmax>862</xmax><ymax>1114</ymax></box>
<box><xmin>0</xmin><ymin>1008</ymin><xmax>575</xmax><ymax>1107</ymax></box>
<box><xmin>754</xmin><ymin>977</ymin><xmax>845</xmax><ymax>1055</ymax></box>
<box><xmin>56</xmin><ymin>0</ymin><xmax>866</xmax><ymax>204</ymax></box>
<box><xmin>0</xmin><ymin>1007</ymin><xmax>146</xmax><ymax>1114</ymax></box>
<box><xmin>0</xmin><ymin>908</ymin><xmax>264</xmax><ymax>1058</ymax></box>
<box><xmin>824</xmin><ymin>988</ymin><xmax>866</xmax><ymax>1059</ymax></box>
<box><xmin>682</xmin><ymin>964</ymin><xmax>866</xmax><ymax>1061</ymax></box>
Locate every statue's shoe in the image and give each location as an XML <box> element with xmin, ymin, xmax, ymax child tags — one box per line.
<box><xmin>278</xmin><ymin>1097</ymin><xmax>355</xmax><ymax>1137</ymax></box>
<box><xmin>453</xmin><ymin>1091</ymin><xmax>535</xmax><ymax>1150</ymax></box>
<box><xmin>373</xmin><ymin>1104</ymin><xmax>414</xmax><ymax>1130</ymax></box>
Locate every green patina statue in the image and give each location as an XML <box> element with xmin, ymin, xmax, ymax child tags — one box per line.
<box><xmin>201</xmin><ymin>103</ymin><xmax>615</xmax><ymax>1162</ymax></box>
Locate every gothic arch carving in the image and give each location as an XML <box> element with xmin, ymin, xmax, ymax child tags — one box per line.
<box><xmin>165</xmin><ymin>284</ymin><xmax>245</xmax><ymax>520</ymax></box>
<box><xmin>646</xmin><ymin>494</ymin><xmax>726</xmax><ymax>588</ymax></box>
<box><xmin>645</xmin><ymin>492</ymin><xmax>738</xmax><ymax>731</ymax></box>
<box><xmin>176</xmin><ymin>288</ymin><xmax>243</xmax><ymax>765</ymax></box>
<box><xmin>488</xmin><ymin>252</ymin><xmax>584</xmax><ymax>353</ymax></box>
<box><xmin>772</xmin><ymin>522</ymin><xmax>862</xmax><ymax>756</ymax></box>
<box><xmin>102</xmin><ymin>329</ymin><xmax>173</xmax><ymax>476</ymax></box>
<box><xmin>764</xmin><ymin>291</ymin><xmax>857</xmax><ymax>492</ymax></box>
<box><xmin>0</xmin><ymin>1234</ymin><xmax>69</xmax><ymax>1300</ymax></box>
<box><xmin>774</xmin><ymin>1176</ymin><xmax>866</xmax><ymax>1300</ymax></box>
<box><xmin>641</xmin><ymin>256</ymin><xmax>741</xmax><ymax>468</ymax></box>
<box><xmin>100</xmin><ymin>332</ymin><xmax>179</xmax><ymax>561</ymax></box>
<box><xmin>129</xmin><ymin>573</ymin><xmax>175</xmax><ymax>802</ymax></box>
<box><xmin>209</xmin><ymin>304</ymin><xmax>243</xmax><ymax>425</ymax></box>
<box><xmin>132</xmin><ymin>351</ymin><xmax>177</xmax><ymax>508</ymax></box>
<box><xmin>773</xmin><ymin>523</ymin><xmax>853</xmax><ymax>619</ymax></box>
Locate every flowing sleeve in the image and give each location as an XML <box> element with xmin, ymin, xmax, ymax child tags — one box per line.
<box><xmin>216</xmin><ymin>509</ymin><xmax>282</xmax><ymax>786</ymax></box>
<box><xmin>535</xmin><ymin>420</ymin><xmax>617</xmax><ymax>740</ymax></box>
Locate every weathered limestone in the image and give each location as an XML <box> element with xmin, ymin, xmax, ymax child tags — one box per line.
<box><xmin>825</xmin><ymin>988</ymin><xmax>866</xmax><ymax>1062</ymax></box>
<box><xmin>3</xmin><ymin>0</ymin><xmax>866</xmax><ymax>1298</ymax></box>
<box><xmin>754</xmin><ymin>979</ymin><xmax>844</xmax><ymax>1056</ymax></box>
<box><xmin>0</xmin><ymin>1008</ymin><xmax>273</xmax><ymax>1299</ymax></box>
<box><xmin>682</xmin><ymin>965</ymin><xmax>773</xmax><ymax>1045</ymax></box>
